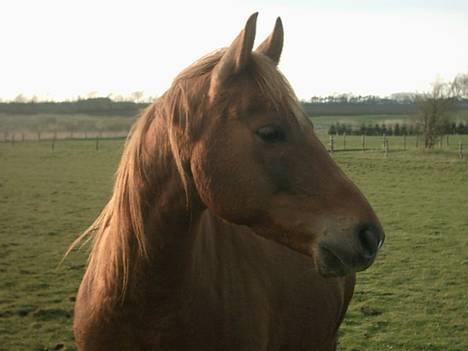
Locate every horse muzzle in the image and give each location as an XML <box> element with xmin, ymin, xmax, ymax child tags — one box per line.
<box><xmin>317</xmin><ymin>223</ymin><xmax>385</xmax><ymax>277</ymax></box>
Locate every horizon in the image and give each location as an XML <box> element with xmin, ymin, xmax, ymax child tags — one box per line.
<box><xmin>0</xmin><ymin>91</ymin><xmax>431</xmax><ymax>103</ymax></box>
<box><xmin>2</xmin><ymin>0</ymin><xmax>468</xmax><ymax>101</ymax></box>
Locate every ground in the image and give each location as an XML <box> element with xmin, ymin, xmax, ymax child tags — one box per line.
<box><xmin>0</xmin><ymin>137</ymin><xmax>467</xmax><ymax>351</ymax></box>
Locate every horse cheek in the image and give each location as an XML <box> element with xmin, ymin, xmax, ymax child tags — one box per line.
<box><xmin>190</xmin><ymin>140</ymin><xmax>267</xmax><ymax>225</ymax></box>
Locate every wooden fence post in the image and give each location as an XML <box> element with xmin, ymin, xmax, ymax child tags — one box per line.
<box><xmin>329</xmin><ymin>135</ymin><xmax>335</xmax><ymax>153</ymax></box>
<box><xmin>51</xmin><ymin>131</ymin><xmax>57</xmax><ymax>151</ymax></box>
<box><xmin>383</xmin><ymin>134</ymin><xmax>388</xmax><ymax>157</ymax></box>
<box><xmin>361</xmin><ymin>135</ymin><xmax>366</xmax><ymax>151</ymax></box>
<box><xmin>343</xmin><ymin>133</ymin><xmax>346</xmax><ymax>150</ymax></box>
<box><xmin>459</xmin><ymin>142</ymin><xmax>464</xmax><ymax>160</ymax></box>
<box><xmin>403</xmin><ymin>134</ymin><xmax>407</xmax><ymax>151</ymax></box>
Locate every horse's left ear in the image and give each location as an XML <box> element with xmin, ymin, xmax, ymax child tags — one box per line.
<box><xmin>209</xmin><ymin>12</ymin><xmax>258</xmax><ymax>99</ymax></box>
<box><xmin>255</xmin><ymin>17</ymin><xmax>283</xmax><ymax>65</ymax></box>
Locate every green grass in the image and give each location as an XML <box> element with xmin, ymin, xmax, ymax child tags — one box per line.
<box><xmin>333</xmin><ymin>150</ymin><xmax>468</xmax><ymax>351</ymax></box>
<box><xmin>0</xmin><ymin>140</ymin><xmax>122</xmax><ymax>351</ymax></box>
<box><xmin>0</xmin><ymin>139</ymin><xmax>467</xmax><ymax>350</ymax></box>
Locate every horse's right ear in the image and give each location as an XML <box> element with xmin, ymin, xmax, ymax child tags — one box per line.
<box><xmin>209</xmin><ymin>12</ymin><xmax>258</xmax><ymax>99</ymax></box>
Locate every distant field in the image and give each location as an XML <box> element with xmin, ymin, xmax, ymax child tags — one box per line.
<box><xmin>2</xmin><ymin>111</ymin><xmax>468</xmax><ymax>140</ymax></box>
<box><xmin>0</xmin><ymin>113</ymin><xmax>136</xmax><ymax>141</ymax></box>
<box><xmin>0</xmin><ymin>139</ymin><xmax>467</xmax><ymax>350</ymax></box>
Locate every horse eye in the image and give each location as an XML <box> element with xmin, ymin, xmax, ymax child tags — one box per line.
<box><xmin>256</xmin><ymin>125</ymin><xmax>286</xmax><ymax>143</ymax></box>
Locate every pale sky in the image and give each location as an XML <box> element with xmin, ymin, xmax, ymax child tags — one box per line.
<box><xmin>1</xmin><ymin>0</ymin><xmax>468</xmax><ymax>101</ymax></box>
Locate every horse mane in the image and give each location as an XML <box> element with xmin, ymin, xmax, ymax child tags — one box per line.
<box><xmin>69</xmin><ymin>49</ymin><xmax>304</xmax><ymax>308</ymax></box>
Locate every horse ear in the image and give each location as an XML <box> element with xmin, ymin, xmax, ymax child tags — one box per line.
<box><xmin>209</xmin><ymin>12</ymin><xmax>258</xmax><ymax>98</ymax></box>
<box><xmin>255</xmin><ymin>17</ymin><xmax>283</xmax><ymax>65</ymax></box>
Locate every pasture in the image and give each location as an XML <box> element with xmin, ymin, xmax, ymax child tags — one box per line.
<box><xmin>0</xmin><ymin>137</ymin><xmax>467</xmax><ymax>350</ymax></box>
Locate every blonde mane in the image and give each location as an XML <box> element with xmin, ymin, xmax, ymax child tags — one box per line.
<box><xmin>70</xmin><ymin>50</ymin><xmax>304</xmax><ymax>307</ymax></box>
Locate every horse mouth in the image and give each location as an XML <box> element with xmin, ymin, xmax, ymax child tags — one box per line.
<box><xmin>317</xmin><ymin>245</ymin><xmax>353</xmax><ymax>277</ymax></box>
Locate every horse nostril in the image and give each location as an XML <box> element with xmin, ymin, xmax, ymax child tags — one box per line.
<box><xmin>357</xmin><ymin>226</ymin><xmax>381</xmax><ymax>259</ymax></box>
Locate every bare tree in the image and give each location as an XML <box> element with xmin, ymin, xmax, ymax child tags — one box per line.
<box><xmin>14</xmin><ymin>94</ymin><xmax>27</xmax><ymax>103</ymax></box>
<box><xmin>86</xmin><ymin>91</ymin><xmax>98</xmax><ymax>99</ymax></box>
<box><xmin>451</xmin><ymin>73</ymin><xmax>468</xmax><ymax>99</ymax></box>
<box><xmin>415</xmin><ymin>80</ymin><xmax>457</xmax><ymax>149</ymax></box>
<box><xmin>130</xmin><ymin>91</ymin><xmax>145</xmax><ymax>103</ymax></box>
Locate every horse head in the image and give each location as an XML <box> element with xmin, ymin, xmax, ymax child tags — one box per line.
<box><xmin>183</xmin><ymin>13</ymin><xmax>385</xmax><ymax>277</ymax></box>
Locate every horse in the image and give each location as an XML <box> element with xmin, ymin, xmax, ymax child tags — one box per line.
<box><xmin>72</xmin><ymin>13</ymin><xmax>385</xmax><ymax>351</ymax></box>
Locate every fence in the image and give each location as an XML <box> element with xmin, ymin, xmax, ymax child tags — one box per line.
<box><xmin>325</xmin><ymin>134</ymin><xmax>466</xmax><ymax>159</ymax></box>
<box><xmin>1</xmin><ymin>130</ymin><xmax>466</xmax><ymax>160</ymax></box>
<box><xmin>1</xmin><ymin>130</ymin><xmax>128</xmax><ymax>142</ymax></box>
<box><xmin>0</xmin><ymin>130</ymin><xmax>130</xmax><ymax>152</ymax></box>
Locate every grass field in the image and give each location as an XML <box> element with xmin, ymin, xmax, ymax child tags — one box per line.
<box><xmin>0</xmin><ymin>138</ymin><xmax>467</xmax><ymax>350</ymax></box>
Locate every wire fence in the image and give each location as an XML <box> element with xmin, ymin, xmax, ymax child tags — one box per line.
<box><xmin>320</xmin><ymin>134</ymin><xmax>467</xmax><ymax>159</ymax></box>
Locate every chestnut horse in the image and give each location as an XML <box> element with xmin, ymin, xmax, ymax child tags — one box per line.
<box><xmin>73</xmin><ymin>13</ymin><xmax>384</xmax><ymax>351</ymax></box>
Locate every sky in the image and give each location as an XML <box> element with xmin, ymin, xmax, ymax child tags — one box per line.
<box><xmin>1</xmin><ymin>0</ymin><xmax>468</xmax><ymax>101</ymax></box>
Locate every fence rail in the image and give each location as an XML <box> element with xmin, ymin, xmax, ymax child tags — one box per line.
<box><xmin>323</xmin><ymin>134</ymin><xmax>466</xmax><ymax>159</ymax></box>
<box><xmin>0</xmin><ymin>130</ymin><xmax>129</xmax><ymax>153</ymax></box>
<box><xmin>1</xmin><ymin>130</ymin><xmax>128</xmax><ymax>143</ymax></box>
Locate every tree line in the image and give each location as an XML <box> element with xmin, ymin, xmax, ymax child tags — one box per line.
<box><xmin>3</xmin><ymin>97</ymin><xmax>467</xmax><ymax>118</ymax></box>
<box><xmin>0</xmin><ymin>97</ymin><xmax>148</xmax><ymax>116</ymax></box>
<box><xmin>0</xmin><ymin>97</ymin><xmax>421</xmax><ymax>116</ymax></box>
